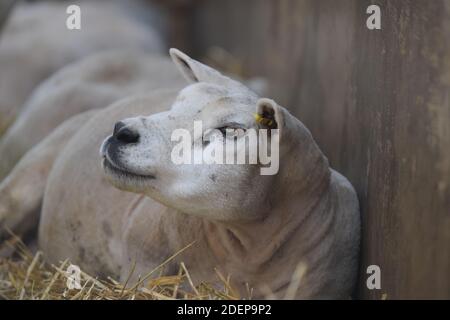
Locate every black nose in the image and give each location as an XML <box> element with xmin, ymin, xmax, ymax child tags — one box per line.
<box><xmin>113</xmin><ymin>121</ymin><xmax>140</xmax><ymax>144</ymax></box>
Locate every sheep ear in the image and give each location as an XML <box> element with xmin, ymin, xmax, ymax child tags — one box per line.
<box><xmin>169</xmin><ymin>48</ymin><xmax>241</xmax><ymax>88</ymax></box>
<box><xmin>255</xmin><ymin>98</ymin><xmax>284</xmax><ymax>132</ymax></box>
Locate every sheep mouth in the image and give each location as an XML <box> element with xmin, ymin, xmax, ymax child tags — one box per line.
<box><xmin>102</xmin><ymin>157</ymin><xmax>155</xmax><ymax>181</ymax></box>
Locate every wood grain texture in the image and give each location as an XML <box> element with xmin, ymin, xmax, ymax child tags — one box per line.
<box><xmin>0</xmin><ymin>0</ymin><xmax>16</xmax><ymax>34</ymax></box>
<box><xmin>187</xmin><ymin>0</ymin><xmax>450</xmax><ymax>299</ymax></box>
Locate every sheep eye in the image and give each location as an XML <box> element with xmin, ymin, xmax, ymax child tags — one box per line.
<box><xmin>217</xmin><ymin>126</ymin><xmax>246</xmax><ymax>139</ymax></box>
<box><xmin>217</xmin><ymin>127</ymin><xmax>229</xmax><ymax>135</ymax></box>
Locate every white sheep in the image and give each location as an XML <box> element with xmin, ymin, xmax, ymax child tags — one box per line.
<box><xmin>0</xmin><ymin>0</ymin><xmax>163</xmax><ymax>135</ymax></box>
<box><xmin>0</xmin><ymin>49</ymin><xmax>360</xmax><ymax>299</ymax></box>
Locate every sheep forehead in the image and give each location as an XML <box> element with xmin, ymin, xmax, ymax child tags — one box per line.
<box><xmin>172</xmin><ymin>83</ymin><xmax>256</xmax><ymax>116</ymax></box>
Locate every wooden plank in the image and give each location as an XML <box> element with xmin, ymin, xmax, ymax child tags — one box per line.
<box><xmin>0</xmin><ymin>0</ymin><xmax>16</xmax><ymax>34</ymax></box>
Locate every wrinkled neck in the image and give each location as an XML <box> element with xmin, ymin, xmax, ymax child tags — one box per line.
<box><xmin>203</xmin><ymin>150</ymin><xmax>331</xmax><ymax>271</ymax></box>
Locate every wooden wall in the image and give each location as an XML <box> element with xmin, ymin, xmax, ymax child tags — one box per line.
<box><xmin>180</xmin><ymin>0</ymin><xmax>450</xmax><ymax>299</ymax></box>
<box><xmin>0</xmin><ymin>0</ymin><xmax>15</xmax><ymax>32</ymax></box>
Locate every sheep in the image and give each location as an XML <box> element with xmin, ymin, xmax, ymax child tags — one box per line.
<box><xmin>0</xmin><ymin>49</ymin><xmax>360</xmax><ymax>299</ymax></box>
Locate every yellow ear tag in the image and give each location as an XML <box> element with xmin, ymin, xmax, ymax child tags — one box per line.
<box><xmin>254</xmin><ymin>113</ymin><xmax>274</xmax><ymax>127</ymax></box>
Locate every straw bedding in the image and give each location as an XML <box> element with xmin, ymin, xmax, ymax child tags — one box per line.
<box><xmin>0</xmin><ymin>232</ymin><xmax>241</xmax><ymax>300</ymax></box>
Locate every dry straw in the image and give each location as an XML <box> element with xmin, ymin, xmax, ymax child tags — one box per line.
<box><xmin>0</xmin><ymin>231</ymin><xmax>241</xmax><ymax>300</ymax></box>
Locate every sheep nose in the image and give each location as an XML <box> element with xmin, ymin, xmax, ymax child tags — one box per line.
<box><xmin>113</xmin><ymin>121</ymin><xmax>140</xmax><ymax>144</ymax></box>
